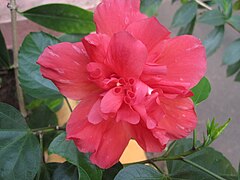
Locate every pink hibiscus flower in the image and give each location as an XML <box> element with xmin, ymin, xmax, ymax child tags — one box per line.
<box><xmin>37</xmin><ymin>0</ymin><xmax>206</xmax><ymax>168</ymax></box>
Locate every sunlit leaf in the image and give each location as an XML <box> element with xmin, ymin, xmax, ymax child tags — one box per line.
<box><xmin>191</xmin><ymin>77</ymin><xmax>211</xmax><ymax>105</ymax></box>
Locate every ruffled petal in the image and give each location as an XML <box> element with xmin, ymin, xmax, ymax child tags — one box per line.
<box><xmin>126</xmin><ymin>17</ymin><xmax>170</xmax><ymax>52</ymax></box>
<box><xmin>155</xmin><ymin>96</ymin><xmax>197</xmax><ymax>140</ymax></box>
<box><xmin>37</xmin><ymin>42</ymin><xmax>100</xmax><ymax>100</ymax></box>
<box><xmin>82</xmin><ymin>33</ymin><xmax>110</xmax><ymax>63</ymax></box>
<box><xmin>116</xmin><ymin>104</ymin><xmax>140</xmax><ymax>124</ymax></box>
<box><xmin>107</xmin><ymin>31</ymin><xmax>148</xmax><ymax>78</ymax></box>
<box><xmin>151</xmin><ymin>35</ymin><xmax>207</xmax><ymax>89</ymax></box>
<box><xmin>100</xmin><ymin>87</ymin><xmax>124</xmax><ymax>113</ymax></box>
<box><xmin>94</xmin><ymin>0</ymin><xmax>146</xmax><ymax>36</ymax></box>
<box><xmin>88</xmin><ymin>99</ymin><xmax>104</xmax><ymax>124</ymax></box>
<box><xmin>130</xmin><ymin>122</ymin><xmax>166</xmax><ymax>152</ymax></box>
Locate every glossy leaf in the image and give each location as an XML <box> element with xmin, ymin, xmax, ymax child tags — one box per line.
<box><xmin>20</xmin><ymin>4</ymin><xmax>95</xmax><ymax>34</ymax></box>
<box><xmin>227</xmin><ymin>15</ymin><xmax>240</xmax><ymax>32</ymax></box>
<box><xmin>215</xmin><ymin>0</ymin><xmax>232</xmax><ymax>18</ymax></box>
<box><xmin>177</xmin><ymin>16</ymin><xmax>196</xmax><ymax>35</ymax></box>
<box><xmin>52</xmin><ymin>162</ymin><xmax>79</xmax><ymax>180</ymax></box>
<box><xmin>0</xmin><ymin>30</ymin><xmax>10</xmax><ymax>68</ymax></box>
<box><xmin>227</xmin><ymin>60</ymin><xmax>240</xmax><ymax>77</ymax></box>
<box><xmin>115</xmin><ymin>164</ymin><xmax>165</xmax><ymax>180</ymax></box>
<box><xmin>223</xmin><ymin>38</ymin><xmax>240</xmax><ymax>65</ymax></box>
<box><xmin>191</xmin><ymin>77</ymin><xmax>211</xmax><ymax>105</ymax></box>
<box><xmin>171</xmin><ymin>1</ymin><xmax>198</xmax><ymax>28</ymax></box>
<box><xmin>0</xmin><ymin>103</ymin><xmax>41</xmax><ymax>180</ymax></box>
<box><xmin>48</xmin><ymin>132</ymin><xmax>103</xmax><ymax>180</ymax></box>
<box><xmin>167</xmin><ymin>139</ymin><xmax>237</xmax><ymax>179</ymax></box>
<box><xmin>140</xmin><ymin>0</ymin><xmax>162</xmax><ymax>17</ymax></box>
<box><xmin>198</xmin><ymin>10</ymin><xmax>225</xmax><ymax>26</ymax></box>
<box><xmin>203</xmin><ymin>26</ymin><xmax>224</xmax><ymax>57</ymax></box>
<box><xmin>102</xmin><ymin>162</ymin><xmax>123</xmax><ymax>180</ymax></box>
<box><xmin>19</xmin><ymin>32</ymin><xmax>61</xmax><ymax>99</ymax></box>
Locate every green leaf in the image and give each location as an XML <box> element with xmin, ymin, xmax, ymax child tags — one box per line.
<box><xmin>48</xmin><ymin>132</ymin><xmax>102</xmax><ymax>180</ymax></box>
<box><xmin>27</xmin><ymin>105</ymin><xmax>58</xmax><ymax>129</ymax></box>
<box><xmin>227</xmin><ymin>15</ymin><xmax>240</xmax><ymax>32</ymax></box>
<box><xmin>0</xmin><ymin>30</ymin><xmax>10</xmax><ymax>68</ymax></box>
<box><xmin>198</xmin><ymin>10</ymin><xmax>226</xmax><ymax>26</ymax></box>
<box><xmin>0</xmin><ymin>103</ymin><xmax>41</xmax><ymax>180</ymax></box>
<box><xmin>26</xmin><ymin>97</ymin><xmax>63</xmax><ymax>112</ymax></box>
<box><xmin>103</xmin><ymin>162</ymin><xmax>123</xmax><ymax>180</ymax></box>
<box><xmin>203</xmin><ymin>26</ymin><xmax>224</xmax><ymax>57</ymax></box>
<box><xmin>238</xmin><ymin>162</ymin><xmax>240</xmax><ymax>180</ymax></box>
<box><xmin>167</xmin><ymin>139</ymin><xmax>237</xmax><ymax>179</ymax></box>
<box><xmin>234</xmin><ymin>71</ymin><xmax>240</xmax><ymax>82</ymax></box>
<box><xmin>227</xmin><ymin>60</ymin><xmax>240</xmax><ymax>77</ymax></box>
<box><xmin>52</xmin><ymin>162</ymin><xmax>79</xmax><ymax>180</ymax></box>
<box><xmin>171</xmin><ymin>1</ymin><xmax>198</xmax><ymax>28</ymax></box>
<box><xmin>191</xmin><ymin>77</ymin><xmax>211</xmax><ymax>105</ymax></box>
<box><xmin>140</xmin><ymin>0</ymin><xmax>162</xmax><ymax>17</ymax></box>
<box><xmin>27</xmin><ymin>104</ymin><xmax>59</xmax><ymax>150</ymax></box>
<box><xmin>177</xmin><ymin>16</ymin><xmax>196</xmax><ymax>35</ymax></box>
<box><xmin>20</xmin><ymin>4</ymin><xmax>95</xmax><ymax>34</ymax></box>
<box><xmin>59</xmin><ymin>34</ymin><xmax>86</xmax><ymax>43</ymax></box>
<box><xmin>205</xmin><ymin>118</ymin><xmax>231</xmax><ymax>146</ymax></box>
<box><xmin>233</xmin><ymin>0</ymin><xmax>240</xmax><ymax>10</ymax></box>
<box><xmin>35</xmin><ymin>163</ymin><xmax>51</xmax><ymax>180</ymax></box>
<box><xmin>19</xmin><ymin>32</ymin><xmax>62</xmax><ymax>99</ymax></box>
<box><xmin>223</xmin><ymin>38</ymin><xmax>240</xmax><ymax>65</ymax></box>
<box><xmin>115</xmin><ymin>164</ymin><xmax>165</xmax><ymax>180</ymax></box>
<box><xmin>215</xmin><ymin>0</ymin><xmax>232</xmax><ymax>18</ymax></box>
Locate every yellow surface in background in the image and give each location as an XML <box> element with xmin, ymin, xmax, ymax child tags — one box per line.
<box><xmin>47</xmin><ymin>99</ymin><xmax>146</xmax><ymax>164</ymax></box>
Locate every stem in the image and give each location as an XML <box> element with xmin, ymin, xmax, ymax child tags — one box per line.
<box><xmin>124</xmin><ymin>145</ymin><xmax>203</xmax><ymax>166</ymax></box>
<box><xmin>162</xmin><ymin>140</ymin><xmax>177</xmax><ymax>157</ymax></box>
<box><xmin>181</xmin><ymin>158</ymin><xmax>225</xmax><ymax>180</ymax></box>
<box><xmin>195</xmin><ymin>0</ymin><xmax>212</xmax><ymax>10</ymax></box>
<box><xmin>148</xmin><ymin>161</ymin><xmax>164</xmax><ymax>174</ymax></box>
<box><xmin>32</xmin><ymin>125</ymin><xmax>66</xmax><ymax>135</ymax></box>
<box><xmin>39</xmin><ymin>132</ymin><xmax>45</xmax><ymax>163</ymax></box>
<box><xmin>64</xmin><ymin>97</ymin><xmax>73</xmax><ymax>112</ymax></box>
<box><xmin>8</xmin><ymin>0</ymin><xmax>27</xmax><ymax>117</ymax></box>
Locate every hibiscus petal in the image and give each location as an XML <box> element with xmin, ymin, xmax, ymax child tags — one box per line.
<box><xmin>153</xmin><ymin>35</ymin><xmax>207</xmax><ymax>88</ymax></box>
<box><xmin>66</xmin><ymin>95</ymin><xmax>99</xmax><ymax>140</ymax></box>
<box><xmin>94</xmin><ymin>0</ymin><xmax>146</xmax><ymax>36</ymax></box>
<box><xmin>82</xmin><ymin>33</ymin><xmax>110</xmax><ymax>63</ymax></box>
<box><xmin>88</xmin><ymin>99</ymin><xmax>104</xmax><ymax>124</ymax></box>
<box><xmin>107</xmin><ymin>31</ymin><xmax>148</xmax><ymax>78</ymax></box>
<box><xmin>90</xmin><ymin>121</ymin><xmax>131</xmax><ymax>169</ymax></box>
<box><xmin>126</xmin><ymin>17</ymin><xmax>170</xmax><ymax>52</ymax></box>
<box><xmin>130</xmin><ymin>122</ymin><xmax>166</xmax><ymax>152</ymax></box>
<box><xmin>100</xmin><ymin>87</ymin><xmax>124</xmax><ymax>113</ymax></box>
<box><xmin>37</xmin><ymin>42</ymin><xmax>100</xmax><ymax>100</ymax></box>
<box><xmin>156</xmin><ymin>96</ymin><xmax>197</xmax><ymax>140</ymax></box>
<box><xmin>116</xmin><ymin>104</ymin><xmax>140</xmax><ymax>124</ymax></box>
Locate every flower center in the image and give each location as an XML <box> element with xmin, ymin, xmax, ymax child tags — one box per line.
<box><xmin>114</xmin><ymin>77</ymin><xmax>136</xmax><ymax>105</ymax></box>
